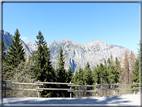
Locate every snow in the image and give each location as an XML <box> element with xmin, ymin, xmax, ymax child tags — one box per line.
<box><xmin>3</xmin><ymin>93</ymin><xmax>141</xmax><ymax>106</ymax></box>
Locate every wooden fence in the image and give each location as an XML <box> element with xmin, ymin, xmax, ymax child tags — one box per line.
<box><xmin>2</xmin><ymin>80</ymin><xmax>141</xmax><ymax>98</ymax></box>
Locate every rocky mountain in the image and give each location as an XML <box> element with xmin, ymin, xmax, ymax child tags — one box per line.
<box><xmin>1</xmin><ymin>30</ymin><xmax>32</xmax><ymax>56</ymax></box>
<box><xmin>1</xmin><ymin>30</ymin><xmax>137</xmax><ymax>73</ymax></box>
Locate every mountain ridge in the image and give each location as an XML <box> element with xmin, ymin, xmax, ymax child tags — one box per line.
<box><xmin>1</xmin><ymin>31</ymin><xmax>137</xmax><ymax>73</ymax></box>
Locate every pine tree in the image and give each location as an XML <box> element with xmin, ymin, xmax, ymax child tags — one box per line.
<box><xmin>78</xmin><ymin>67</ymin><xmax>85</xmax><ymax>85</ymax></box>
<box><xmin>33</xmin><ymin>31</ymin><xmax>56</xmax><ymax>97</ymax></box>
<box><xmin>57</xmin><ymin>47</ymin><xmax>66</xmax><ymax>82</ymax></box>
<box><xmin>71</xmin><ymin>71</ymin><xmax>79</xmax><ymax>97</ymax></box>
<box><xmin>107</xmin><ymin>56</ymin><xmax>119</xmax><ymax>84</ymax></box>
<box><xmin>93</xmin><ymin>64</ymin><xmax>101</xmax><ymax>84</ymax></box>
<box><xmin>5</xmin><ymin>29</ymin><xmax>25</xmax><ymax>67</ymax></box>
<box><xmin>98</xmin><ymin>63</ymin><xmax>104</xmax><ymax>84</ymax></box>
<box><xmin>66</xmin><ymin>66</ymin><xmax>73</xmax><ymax>83</ymax></box>
<box><xmin>72</xmin><ymin>71</ymin><xmax>79</xmax><ymax>86</ymax></box>
<box><xmin>107</xmin><ymin>66</ymin><xmax>119</xmax><ymax>84</ymax></box>
<box><xmin>4</xmin><ymin>29</ymin><xmax>25</xmax><ymax>80</ymax></box>
<box><xmin>56</xmin><ymin>46</ymin><xmax>67</xmax><ymax>97</ymax></box>
<box><xmin>63</xmin><ymin>66</ymin><xmax>73</xmax><ymax>97</ymax></box>
<box><xmin>115</xmin><ymin>57</ymin><xmax>120</xmax><ymax>83</ymax></box>
<box><xmin>129</xmin><ymin>51</ymin><xmax>136</xmax><ymax>83</ymax></box>
<box><xmin>131</xmin><ymin>57</ymin><xmax>139</xmax><ymax>92</ymax></box>
<box><xmin>78</xmin><ymin>67</ymin><xmax>86</xmax><ymax>97</ymax></box>
<box><xmin>103</xmin><ymin>64</ymin><xmax>109</xmax><ymax>84</ymax></box>
<box><xmin>84</xmin><ymin>62</ymin><xmax>93</xmax><ymax>96</ymax></box>
<box><xmin>84</xmin><ymin>62</ymin><xmax>93</xmax><ymax>86</ymax></box>
<box><xmin>132</xmin><ymin>57</ymin><xmax>139</xmax><ymax>83</ymax></box>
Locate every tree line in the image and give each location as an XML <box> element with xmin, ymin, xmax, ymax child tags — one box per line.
<box><xmin>2</xmin><ymin>29</ymin><xmax>140</xmax><ymax>97</ymax></box>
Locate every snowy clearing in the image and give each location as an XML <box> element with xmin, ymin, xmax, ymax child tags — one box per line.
<box><xmin>3</xmin><ymin>93</ymin><xmax>141</xmax><ymax>106</ymax></box>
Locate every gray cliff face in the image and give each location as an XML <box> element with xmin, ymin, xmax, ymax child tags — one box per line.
<box><xmin>47</xmin><ymin>39</ymin><xmax>131</xmax><ymax>73</ymax></box>
<box><xmin>2</xmin><ymin>31</ymin><xmax>136</xmax><ymax>73</ymax></box>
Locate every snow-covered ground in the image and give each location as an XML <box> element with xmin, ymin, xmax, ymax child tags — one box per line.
<box><xmin>3</xmin><ymin>93</ymin><xmax>141</xmax><ymax>106</ymax></box>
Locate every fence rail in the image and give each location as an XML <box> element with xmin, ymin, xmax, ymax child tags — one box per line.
<box><xmin>2</xmin><ymin>80</ymin><xmax>141</xmax><ymax>98</ymax></box>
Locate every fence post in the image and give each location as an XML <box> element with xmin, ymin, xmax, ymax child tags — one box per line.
<box><xmin>38</xmin><ymin>80</ymin><xmax>40</xmax><ymax>98</ymax></box>
<box><xmin>5</xmin><ymin>82</ymin><xmax>6</xmax><ymax>97</ymax></box>
<box><xmin>133</xmin><ymin>82</ymin><xmax>135</xmax><ymax>95</ymax></box>
<box><xmin>70</xmin><ymin>81</ymin><xmax>72</xmax><ymax>98</ymax></box>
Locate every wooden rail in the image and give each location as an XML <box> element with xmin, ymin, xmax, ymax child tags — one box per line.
<box><xmin>68</xmin><ymin>82</ymin><xmax>141</xmax><ymax>97</ymax></box>
<box><xmin>2</xmin><ymin>80</ymin><xmax>74</xmax><ymax>98</ymax></box>
<box><xmin>2</xmin><ymin>80</ymin><xmax>141</xmax><ymax>98</ymax></box>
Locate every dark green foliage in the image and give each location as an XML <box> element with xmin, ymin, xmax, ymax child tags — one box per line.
<box><xmin>132</xmin><ymin>57</ymin><xmax>139</xmax><ymax>83</ymax></box>
<box><xmin>115</xmin><ymin>57</ymin><xmax>121</xmax><ymax>82</ymax></box>
<box><xmin>84</xmin><ymin>62</ymin><xmax>94</xmax><ymax>85</ymax></box>
<box><xmin>71</xmin><ymin>68</ymin><xmax>85</xmax><ymax>97</ymax></box>
<box><xmin>33</xmin><ymin>31</ymin><xmax>56</xmax><ymax>97</ymax></box>
<box><xmin>64</xmin><ymin>66</ymin><xmax>73</xmax><ymax>97</ymax></box>
<box><xmin>131</xmin><ymin>57</ymin><xmax>140</xmax><ymax>92</ymax></box>
<box><xmin>4</xmin><ymin>29</ymin><xmax>25</xmax><ymax>80</ymax></box>
<box><xmin>84</xmin><ymin>62</ymin><xmax>94</xmax><ymax>96</ymax></box>
<box><xmin>56</xmin><ymin>47</ymin><xmax>67</xmax><ymax>97</ymax></box>
<box><xmin>102</xmin><ymin>65</ymin><xmax>109</xmax><ymax>84</ymax></box>
<box><xmin>107</xmin><ymin>66</ymin><xmax>119</xmax><ymax>84</ymax></box>
<box><xmin>107</xmin><ymin>56</ymin><xmax>119</xmax><ymax>84</ymax></box>
<box><xmin>5</xmin><ymin>29</ymin><xmax>25</xmax><ymax>67</ymax></box>
<box><xmin>57</xmin><ymin>47</ymin><xmax>66</xmax><ymax>82</ymax></box>
<box><xmin>72</xmin><ymin>71</ymin><xmax>79</xmax><ymax>85</ymax></box>
<box><xmin>92</xmin><ymin>66</ymin><xmax>99</xmax><ymax>84</ymax></box>
<box><xmin>78</xmin><ymin>67</ymin><xmax>85</xmax><ymax>85</ymax></box>
<box><xmin>98</xmin><ymin>63</ymin><xmax>104</xmax><ymax>84</ymax></box>
<box><xmin>66</xmin><ymin>66</ymin><xmax>73</xmax><ymax>83</ymax></box>
<box><xmin>92</xmin><ymin>56</ymin><xmax>119</xmax><ymax>88</ymax></box>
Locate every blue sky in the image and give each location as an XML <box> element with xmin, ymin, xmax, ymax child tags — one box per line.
<box><xmin>3</xmin><ymin>3</ymin><xmax>139</xmax><ymax>54</ymax></box>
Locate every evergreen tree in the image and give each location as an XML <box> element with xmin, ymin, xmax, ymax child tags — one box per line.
<box><xmin>71</xmin><ymin>71</ymin><xmax>79</xmax><ymax>97</ymax></box>
<box><xmin>93</xmin><ymin>64</ymin><xmax>101</xmax><ymax>84</ymax></box>
<box><xmin>103</xmin><ymin>64</ymin><xmax>109</xmax><ymax>84</ymax></box>
<box><xmin>107</xmin><ymin>66</ymin><xmax>119</xmax><ymax>84</ymax></box>
<box><xmin>57</xmin><ymin>47</ymin><xmax>66</xmax><ymax>82</ymax></box>
<box><xmin>131</xmin><ymin>57</ymin><xmax>139</xmax><ymax>92</ymax></box>
<box><xmin>33</xmin><ymin>31</ymin><xmax>56</xmax><ymax>97</ymax></box>
<box><xmin>66</xmin><ymin>66</ymin><xmax>73</xmax><ymax>83</ymax></box>
<box><xmin>4</xmin><ymin>29</ymin><xmax>25</xmax><ymax>80</ymax></box>
<box><xmin>63</xmin><ymin>66</ymin><xmax>73</xmax><ymax>97</ymax></box>
<box><xmin>98</xmin><ymin>63</ymin><xmax>104</xmax><ymax>84</ymax></box>
<box><xmin>77</xmin><ymin>67</ymin><xmax>86</xmax><ymax>97</ymax></box>
<box><xmin>72</xmin><ymin>71</ymin><xmax>79</xmax><ymax>85</ymax></box>
<box><xmin>56</xmin><ymin>46</ymin><xmax>67</xmax><ymax>97</ymax></box>
<box><xmin>106</xmin><ymin>55</ymin><xmax>119</xmax><ymax>84</ymax></box>
<box><xmin>78</xmin><ymin>67</ymin><xmax>85</xmax><ymax>85</ymax></box>
<box><xmin>6</xmin><ymin>29</ymin><xmax>25</xmax><ymax>67</ymax></box>
<box><xmin>129</xmin><ymin>51</ymin><xmax>136</xmax><ymax>83</ymax></box>
<box><xmin>132</xmin><ymin>57</ymin><xmax>139</xmax><ymax>83</ymax></box>
<box><xmin>115</xmin><ymin>57</ymin><xmax>120</xmax><ymax>82</ymax></box>
<box><xmin>84</xmin><ymin>62</ymin><xmax>93</xmax><ymax>96</ymax></box>
<box><xmin>5</xmin><ymin>29</ymin><xmax>25</xmax><ymax>67</ymax></box>
<box><xmin>84</xmin><ymin>62</ymin><xmax>93</xmax><ymax>85</ymax></box>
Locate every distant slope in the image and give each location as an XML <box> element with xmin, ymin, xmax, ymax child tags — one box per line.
<box><xmin>1</xmin><ymin>30</ymin><xmax>137</xmax><ymax>73</ymax></box>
